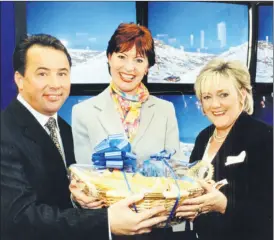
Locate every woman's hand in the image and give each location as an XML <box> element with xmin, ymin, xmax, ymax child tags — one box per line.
<box><xmin>176</xmin><ymin>180</ymin><xmax>227</xmax><ymax>221</ymax></box>
<box><xmin>69</xmin><ymin>179</ymin><xmax>105</xmax><ymax>209</ymax></box>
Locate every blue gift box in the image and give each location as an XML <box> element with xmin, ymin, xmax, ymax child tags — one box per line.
<box><xmin>91</xmin><ymin>134</ymin><xmax>136</xmax><ymax>172</ymax></box>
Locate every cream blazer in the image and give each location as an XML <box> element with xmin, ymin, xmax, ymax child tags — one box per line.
<box><xmin>71</xmin><ymin>87</ymin><xmax>180</xmax><ymax>165</ymax></box>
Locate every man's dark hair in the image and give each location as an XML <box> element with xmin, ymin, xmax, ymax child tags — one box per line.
<box><xmin>13</xmin><ymin>34</ymin><xmax>72</xmax><ymax>76</ymax></box>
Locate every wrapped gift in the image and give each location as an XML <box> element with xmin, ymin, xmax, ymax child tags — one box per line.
<box><xmin>91</xmin><ymin>134</ymin><xmax>137</xmax><ymax>172</ymax></box>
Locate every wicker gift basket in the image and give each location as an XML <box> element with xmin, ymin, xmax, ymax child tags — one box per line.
<box><xmin>70</xmin><ymin>134</ymin><xmax>214</xmax><ymax>227</ymax></box>
<box><xmin>69</xmin><ymin>160</ymin><xmax>214</xmax><ymax>227</ymax></box>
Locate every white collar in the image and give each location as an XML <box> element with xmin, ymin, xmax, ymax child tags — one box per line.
<box><xmin>17</xmin><ymin>94</ymin><xmax>60</xmax><ymax>130</ymax></box>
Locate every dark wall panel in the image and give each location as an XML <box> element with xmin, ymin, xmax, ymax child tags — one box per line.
<box><xmin>1</xmin><ymin>2</ymin><xmax>17</xmax><ymax>110</ymax></box>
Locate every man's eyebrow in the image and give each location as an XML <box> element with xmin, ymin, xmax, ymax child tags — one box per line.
<box><xmin>35</xmin><ymin>67</ymin><xmax>69</xmax><ymax>72</ymax></box>
<box><xmin>58</xmin><ymin>68</ymin><xmax>69</xmax><ymax>72</ymax></box>
<box><xmin>35</xmin><ymin>67</ymin><xmax>50</xmax><ymax>72</ymax></box>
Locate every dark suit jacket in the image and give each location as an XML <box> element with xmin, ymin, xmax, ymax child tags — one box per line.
<box><xmin>1</xmin><ymin>99</ymin><xmax>109</xmax><ymax>240</ymax></box>
<box><xmin>190</xmin><ymin>112</ymin><xmax>273</xmax><ymax>240</ymax></box>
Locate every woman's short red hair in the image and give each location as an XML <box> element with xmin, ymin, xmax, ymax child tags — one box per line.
<box><xmin>107</xmin><ymin>23</ymin><xmax>155</xmax><ymax>67</ymax></box>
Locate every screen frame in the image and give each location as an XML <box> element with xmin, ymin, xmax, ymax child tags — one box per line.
<box><xmin>14</xmin><ymin>1</ymin><xmax>272</xmax><ymax>96</ymax></box>
<box><xmin>251</xmin><ymin>2</ymin><xmax>273</xmax><ymax>90</ymax></box>
<box><xmin>145</xmin><ymin>1</ymin><xmax>251</xmax><ymax>90</ymax></box>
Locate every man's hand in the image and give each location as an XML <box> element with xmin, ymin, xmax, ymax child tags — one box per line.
<box><xmin>108</xmin><ymin>194</ymin><xmax>168</xmax><ymax>236</ymax></box>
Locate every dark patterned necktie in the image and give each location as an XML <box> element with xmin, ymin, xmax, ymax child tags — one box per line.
<box><xmin>45</xmin><ymin>117</ymin><xmax>66</xmax><ymax>163</ymax></box>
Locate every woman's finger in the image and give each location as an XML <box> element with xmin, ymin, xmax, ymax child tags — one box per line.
<box><xmin>176</xmin><ymin>211</ymin><xmax>197</xmax><ymax>218</ymax></box>
<box><xmin>176</xmin><ymin>204</ymin><xmax>201</xmax><ymax>212</ymax></box>
<box><xmin>197</xmin><ymin>179</ymin><xmax>214</xmax><ymax>192</ymax></box>
<box><xmin>85</xmin><ymin>200</ymin><xmax>105</xmax><ymax>208</ymax></box>
<box><xmin>182</xmin><ymin>195</ymin><xmax>206</xmax><ymax>205</ymax></box>
<box><xmin>72</xmin><ymin>189</ymin><xmax>99</xmax><ymax>203</ymax></box>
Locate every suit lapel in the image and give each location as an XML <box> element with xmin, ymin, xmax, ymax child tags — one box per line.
<box><xmin>131</xmin><ymin>97</ymin><xmax>155</xmax><ymax>147</ymax></box>
<box><xmin>211</xmin><ymin>113</ymin><xmax>248</xmax><ymax>179</ymax></box>
<box><xmin>95</xmin><ymin>88</ymin><xmax>126</xmax><ymax>136</ymax></box>
<box><xmin>211</xmin><ymin>131</ymin><xmax>234</xmax><ymax>180</ymax></box>
<box><xmin>11</xmin><ymin>100</ymin><xmax>68</xmax><ymax>176</ymax></box>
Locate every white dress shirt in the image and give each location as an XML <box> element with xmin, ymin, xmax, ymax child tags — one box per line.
<box><xmin>201</xmin><ymin>137</ymin><xmax>216</xmax><ymax>163</ymax></box>
<box><xmin>17</xmin><ymin>94</ymin><xmax>66</xmax><ymax>167</ymax></box>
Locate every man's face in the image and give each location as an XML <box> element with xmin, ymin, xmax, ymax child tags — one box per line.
<box><xmin>15</xmin><ymin>45</ymin><xmax>71</xmax><ymax>116</ymax></box>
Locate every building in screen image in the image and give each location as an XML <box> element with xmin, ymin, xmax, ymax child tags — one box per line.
<box><xmin>256</xmin><ymin>5</ymin><xmax>273</xmax><ymax>83</ymax></box>
<box><xmin>147</xmin><ymin>2</ymin><xmax>249</xmax><ymax>84</ymax></box>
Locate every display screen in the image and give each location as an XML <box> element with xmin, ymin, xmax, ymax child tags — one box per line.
<box><xmin>256</xmin><ymin>5</ymin><xmax>273</xmax><ymax>83</ymax></box>
<box><xmin>26</xmin><ymin>2</ymin><xmax>136</xmax><ymax>84</ymax></box>
<box><xmin>148</xmin><ymin>2</ymin><xmax>248</xmax><ymax>84</ymax></box>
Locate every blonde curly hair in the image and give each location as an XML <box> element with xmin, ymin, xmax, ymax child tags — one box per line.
<box><xmin>194</xmin><ymin>58</ymin><xmax>254</xmax><ymax>115</ymax></box>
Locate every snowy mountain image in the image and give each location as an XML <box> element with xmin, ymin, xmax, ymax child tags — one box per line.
<box><xmin>256</xmin><ymin>41</ymin><xmax>273</xmax><ymax>83</ymax></box>
<box><xmin>69</xmin><ymin>49</ymin><xmax>111</xmax><ymax>84</ymax></box>
<box><xmin>148</xmin><ymin>39</ymin><xmax>248</xmax><ymax>84</ymax></box>
<box><xmin>69</xmin><ymin>49</ymin><xmax>102</xmax><ymax>66</ymax></box>
<box><xmin>67</xmin><ymin>39</ymin><xmax>249</xmax><ymax>84</ymax></box>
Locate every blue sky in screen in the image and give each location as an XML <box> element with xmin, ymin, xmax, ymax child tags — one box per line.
<box><xmin>148</xmin><ymin>2</ymin><xmax>248</xmax><ymax>54</ymax></box>
<box><xmin>27</xmin><ymin>2</ymin><xmax>136</xmax><ymax>50</ymax></box>
<box><xmin>258</xmin><ymin>5</ymin><xmax>273</xmax><ymax>43</ymax></box>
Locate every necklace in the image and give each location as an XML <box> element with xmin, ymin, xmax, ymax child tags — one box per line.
<box><xmin>214</xmin><ymin>131</ymin><xmax>228</xmax><ymax>139</ymax></box>
<box><xmin>213</xmin><ymin>134</ymin><xmax>225</xmax><ymax>143</ymax></box>
<box><xmin>213</xmin><ymin>129</ymin><xmax>228</xmax><ymax>143</ymax></box>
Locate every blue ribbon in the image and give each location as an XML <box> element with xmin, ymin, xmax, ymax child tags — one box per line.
<box><xmin>92</xmin><ymin>134</ymin><xmax>136</xmax><ymax>172</ymax></box>
<box><xmin>141</xmin><ymin>150</ymin><xmax>181</xmax><ymax>227</ymax></box>
<box><xmin>161</xmin><ymin>156</ymin><xmax>180</xmax><ymax>227</ymax></box>
<box><xmin>152</xmin><ymin>150</ymin><xmax>180</xmax><ymax>227</ymax></box>
<box><xmin>121</xmin><ymin>171</ymin><xmax>138</xmax><ymax>213</ymax></box>
<box><xmin>174</xmin><ymin>160</ymin><xmax>200</xmax><ymax>169</ymax></box>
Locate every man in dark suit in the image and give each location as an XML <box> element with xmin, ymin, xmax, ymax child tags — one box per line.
<box><xmin>1</xmin><ymin>34</ymin><xmax>167</xmax><ymax>240</ymax></box>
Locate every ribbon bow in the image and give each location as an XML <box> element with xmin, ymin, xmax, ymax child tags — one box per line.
<box><xmin>92</xmin><ymin>134</ymin><xmax>137</xmax><ymax>172</ymax></box>
<box><xmin>92</xmin><ymin>134</ymin><xmax>138</xmax><ymax>212</ymax></box>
